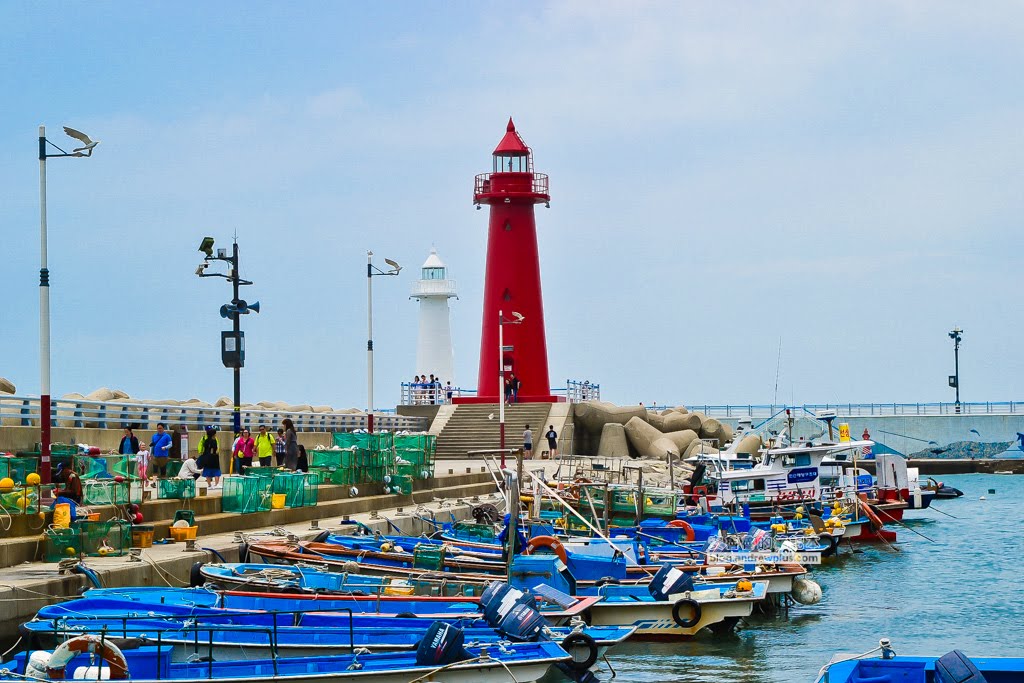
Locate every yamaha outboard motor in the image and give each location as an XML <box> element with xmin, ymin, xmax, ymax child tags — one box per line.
<box><xmin>648</xmin><ymin>563</ymin><xmax>694</xmax><ymax>601</ymax></box>
<box><xmin>415</xmin><ymin>621</ymin><xmax>470</xmax><ymax>666</ymax></box>
<box><xmin>480</xmin><ymin>583</ymin><xmax>537</xmax><ymax>627</ymax></box>
<box><xmin>497</xmin><ymin>603</ymin><xmax>547</xmax><ymax>642</ymax></box>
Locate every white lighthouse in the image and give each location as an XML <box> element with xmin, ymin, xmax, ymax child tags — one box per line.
<box><xmin>411</xmin><ymin>248</ymin><xmax>457</xmax><ymax>383</ymax></box>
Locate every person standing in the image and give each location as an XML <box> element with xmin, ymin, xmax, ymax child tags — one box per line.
<box><xmin>197</xmin><ymin>427</ymin><xmax>222</xmax><ymax>488</ymax></box>
<box><xmin>445</xmin><ymin>381</ymin><xmax>454</xmax><ymax>404</ymax></box>
<box><xmin>150</xmin><ymin>423</ymin><xmax>172</xmax><ymax>478</ymax></box>
<box><xmin>545</xmin><ymin>425</ymin><xmax>558</xmax><ymax>460</ymax></box>
<box><xmin>118</xmin><ymin>427</ymin><xmax>140</xmax><ymax>457</ymax></box>
<box><xmin>282</xmin><ymin>418</ymin><xmax>298</xmax><ymax>471</ymax></box>
<box><xmin>511</xmin><ymin>374</ymin><xmax>521</xmax><ymax>403</ymax></box>
<box><xmin>254</xmin><ymin>425</ymin><xmax>275</xmax><ymax>468</ymax></box>
<box><xmin>523</xmin><ymin>424</ymin><xmax>533</xmax><ymax>460</ymax></box>
<box><xmin>233</xmin><ymin>428</ymin><xmax>255</xmax><ymax>474</ymax></box>
<box><xmin>504</xmin><ymin>375</ymin><xmax>513</xmax><ymax>405</ymax></box>
<box><xmin>273</xmin><ymin>428</ymin><xmax>287</xmax><ymax>467</ymax></box>
<box><xmin>136</xmin><ymin>441</ymin><xmax>150</xmax><ymax>482</ymax></box>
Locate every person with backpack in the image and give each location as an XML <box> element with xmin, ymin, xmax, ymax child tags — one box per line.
<box><xmin>233</xmin><ymin>428</ymin><xmax>255</xmax><ymax>474</ymax></box>
<box><xmin>545</xmin><ymin>425</ymin><xmax>558</xmax><ymax>459</ymax></box>
<box><xmin>254</xmin><ymin>424</ymin><xmax>276</xmax><ymax>468</ymax></box>
<box><xmin>197</xmin><ymin>426</ymin><xmax>222</xmax><ymax>488</ymax></box>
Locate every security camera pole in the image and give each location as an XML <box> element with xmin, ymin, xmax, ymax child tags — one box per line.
<box><xmin>197</xmin><ymin>237</ymin><xmax>256</xmax><ymax>435</ymax></box>
<box><xmin>366</xmin><ymin>252</ymin><xmax>401</xmax><ymax>433</ymax></box>
<box><xmin>38</xmin><ymin>125</ymin><xmax>100</xmax><ymax>485</ymax></box>
<box><xmin>948</xmin><ymin>327</ymin><xmax>963</xmax><ymax>413</ymax></box>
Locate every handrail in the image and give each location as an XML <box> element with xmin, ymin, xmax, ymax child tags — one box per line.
<box><xmin>0</xmin><ymin>395</ymin><xmax>427</xmax><ymax>433</ymax></box>
<box><xmin>642</xmin><ymin>401</ymin><xmax>1023</xmax><ymax>418</ymax></box>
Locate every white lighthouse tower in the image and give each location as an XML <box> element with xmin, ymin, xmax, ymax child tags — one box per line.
<box><xmin>411</xmin><ymin>248</ymin><xmax>457</xmax><ymax>383</ymax></box>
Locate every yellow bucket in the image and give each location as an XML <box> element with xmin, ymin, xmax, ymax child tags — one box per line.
<box><xmin>271</xmin><ymin>493</ymin><xmax>287</xmax><ymax>509</ymax></box>
<box><xmin>838</xmin><ymin>423</ymin><xmax>851</xmax><ymax>442</ymax></box>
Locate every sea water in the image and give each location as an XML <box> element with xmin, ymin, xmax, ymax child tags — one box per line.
<box><xmin>603</xmin><ymin>474</ymin><xmax>1024</xmax><ymax>682</ymax></box>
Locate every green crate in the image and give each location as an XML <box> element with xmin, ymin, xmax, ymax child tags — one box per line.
<box><xmin>221</xmin><ymin>475</ymin><xmax>272</xmax><ymax>514</ymax></box>
<box><xmin>44</xmin><ymin>526</ymin><xmax>81</xmax><ymax>562</ymax></box>
<box><xmin>82</xmin><ymin>480</ymin><xmax>142</xmax><ymax>506</ymax></box>
<box><xmin>158</xmin><ymin>478</ymin><xmax>196</xmax><ymax>500</ymax></box>
<box><xmin>451</xmin><ymin>521</ymin><xmax>496</xmax><ymax>543</ymax></box>
<box><xmin>0</xmin><ymin>457</ymin><xmax>39</xmax><ymax>485</ymax></box>
<box><xmin>76</xmin><ymin>519</ymin><xmax>131</xmax><ymax>557</ymax></box>
<box><xmin>412</xmin><ymin>543</ymin><xmax>446</xmax><ymax>571</ymax></box>
<box><xmin>329</xmin><ymin>468</ymin><xmax>354</xmax><ymax>486</ymax></box>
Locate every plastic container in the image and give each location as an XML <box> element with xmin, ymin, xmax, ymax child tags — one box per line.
<box><xmin>168</xmin><ymin>525</ymin><xmax>198</xmax><ymax>542</ymax></box>
<box><xmin>173</xmin><ymin>510</ymin><xmax>196</xmax><ymax>526</ymax></box>
<box><xmin>271</xmin><ymin>493</ymin><xmax>286</xmax><ymax>509</ymax></box>
<box><xmin>131</xmin><ymin>524</ymin><xmax>154</xmax><ymax>548</ymax></box>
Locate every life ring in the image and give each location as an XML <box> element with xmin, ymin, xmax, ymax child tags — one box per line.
<box><xmin>690</xmin><ymin>485</ymin><xmax>709</xmax><ymax>504</ymax></box>
<box><xmin>667</xmin><ymin>520</ymin><xmax>696</xmax><ymax>542</ymax></box>
<box><xmin>523</xmin><ymin>535</ymin><xmax>568</xmax><ymax>564</ymax></box>
<box><xmin>47</xmin><ymin>635</ymin><xmax>129</xmax><ymax>680</ymax></box>
<box><xmin>560</xmin><ymin>632</ymin><xmax>598</xmax><ymax>672</ymax></box>
<box><xmin>671</xmin><ymin>598</ymin><xmax>702</xmax><ymax>630</ymax></box>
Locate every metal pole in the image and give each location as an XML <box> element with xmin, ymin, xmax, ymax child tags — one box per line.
<box><xmin>953</xmin><ymin>336</ymin><xmax>961</xmax><ymax>412</ymax></box>
<box><xmin>498</xmin><ymin>310</ymin><xmax>505</xmax><ymax>468</ymax></box>
<box><xmin>38</xmin><ymin>125</ymin><xmax>52</xmax><ymax>485</ymax></box>
<box><xmin>366</xmin><ymin>251</ymin><xmax>374</xmax><ymax>434</ymax></box>
<box><xmin>232</xmin><ymin>242</ymin><xmax>242</xmax><ymax>435</ymax></box>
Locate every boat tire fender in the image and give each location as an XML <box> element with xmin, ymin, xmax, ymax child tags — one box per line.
<box><xmin>672</xmin><ymin>598</ymin><xmax>702</xmax><ymax>630</ymax></box>
<box><xmin>312</xmin><ymin>530</ymin><xmax>332</xmax><ymax>544</ymax></box>
<box><xmin>595</xmin><ymin>576</ymin><xmax>620</xmax><ymax>587</ymax></box>
<box><xmin>394</xmin><ymin>612</ymin><xmax>418</xmax><ymax>619</ymax></box>
<box><xmin>189</xmin><ymin>562</ymin><xmax>205</xmax><ymax>588</ymax></box>
<box><xmin>238</xmin><ymin>542</ymin><xmax>250</xmax><ymax>564</ymax></box>
<box><xmin>561</xmin><ymin>632</ymin><xmax>599</xmax><ymax>672</ymax></box>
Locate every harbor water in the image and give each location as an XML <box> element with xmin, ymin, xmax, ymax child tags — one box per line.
<box><xmin>602</xmin><ymin>474</ymin><xmax>1024</xmax><ymax>682</ymax></box>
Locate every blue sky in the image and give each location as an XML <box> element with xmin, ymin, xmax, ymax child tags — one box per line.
<box><xmin>1</xmin><ymin>2</ymin><xmax>1022</xmax><ymax>409</ymax></box>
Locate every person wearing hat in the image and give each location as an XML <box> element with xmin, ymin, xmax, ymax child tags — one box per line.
<box><xmin>197</xmin><ymin>427</ymin><xmax>222</xmax><ymax>488</ymax></box>
<box><xmin>54</xmin><ymin>463</ymin><xmax>83</xmax><ymax>504</ymax></box>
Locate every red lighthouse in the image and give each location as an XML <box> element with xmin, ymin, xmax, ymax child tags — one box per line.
<box><xmin>468</xmin><ymin>118</ymin><xmax>560</xmax><ymax>404</ymax></box>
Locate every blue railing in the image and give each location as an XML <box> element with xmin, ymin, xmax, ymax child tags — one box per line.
<box><xmin>644</xmin><ymin>402</ymin><xmax>1023</xmax><ymax>418</ymax></box>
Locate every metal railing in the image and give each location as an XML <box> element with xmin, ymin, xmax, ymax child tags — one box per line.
<box><xmin>0</xmin><ymin>395</ymin><xmax>427</xmax><ymax>433</ymax></box>
<box><xmin>473</xmin><ymin>172</ymin><xmax>549</xmax><ymax>197</ymax></box>
<box><xmin>643</xmin><ymin>401</ymin><xmax>1024</xmax><ymax>418</ymax></box>
<box><xmin>399</xmin><ymin>383</ymin><xmax>470</xmax><ymax>406</ymax></box>
<box><xmin>566</xmin><ymin>380</ymin><xmax>599</xmax><ymax>403</ymax></box>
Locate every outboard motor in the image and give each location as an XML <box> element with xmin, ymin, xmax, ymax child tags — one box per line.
<box><xmin>648</xmin><ymin>563</ymin><xmax>694</xmax><ymax>601</ymax></box>
<box><xmin>415</xmin><ymin>621</ymin><xmax>470</xmax><ymax>666</ymax></box>
<box><xmin>497</xmin><ymin>603</ymin><xmax>546</xmax><ymax>642</ymax></box>
<box><xmin>480</xmin><ymin>583</ymin><xmax>536</xmax><ymax>627</ymax></box>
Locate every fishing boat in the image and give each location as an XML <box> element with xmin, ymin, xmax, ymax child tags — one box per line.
<box><xmin>1</xmin><ymin>630</ymin><xmax>569</xmax><ymax>683</ymax></box>
<box><xmin>815</xmin><ymin>645</ymin><xmax>1024</xmax><ymax>682</ymax></box>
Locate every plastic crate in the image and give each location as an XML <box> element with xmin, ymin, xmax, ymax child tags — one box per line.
<box><xmin>412</xmin><ymin>543</ymin><xmax>446</xmax><ymax>571</ymax></box>
<box><xmin>77</xmin><ymin>519</ymin><xmax>131</xmax><ymax>557</ymax></box>
<box><xmin>44</xmin><ymin>526</ymin><xmax>81</xmax><ymax>562</ymax></box>
<box><xmin>0</xmin><ymin>457</ymin><xmax>39</xmax><ymax>485</ymax></box>
<box><xmin>158</xmin><ymin>478</ymin><xmax>196</xmax><ymax>500</ymax></box>
<box><xmin>221</xmin><ymin>475</ymin><xmax>272</xmax><ymax>514</ymax></box>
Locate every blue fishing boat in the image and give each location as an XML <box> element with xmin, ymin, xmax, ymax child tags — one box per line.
<box><xmin>1</xmin><ymin>628</ymin><xmax>569</xmax><ymax>683</ymax></box>
<box><xmin>815</xmin><ymin>647</ymin><xmax>1024</xmax><ymax>682</ymax></box>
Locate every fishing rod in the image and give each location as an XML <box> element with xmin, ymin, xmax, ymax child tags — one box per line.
<box><xmin>872</xmin><ymin>506</ymin><xmax>938</xmax><ymax>543</ymax></box>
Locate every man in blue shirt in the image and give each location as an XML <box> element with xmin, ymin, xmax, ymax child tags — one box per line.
<box><xmin>150</xmin><ymin>423</ymin><xmax>172</xmax><ymax>478</ymax></box>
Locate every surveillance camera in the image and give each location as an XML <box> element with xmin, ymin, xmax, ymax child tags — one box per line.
<box><xmin>195</xmin><ymin>263</ymin><xmax>208</xmax><ymax>276</ymax></box>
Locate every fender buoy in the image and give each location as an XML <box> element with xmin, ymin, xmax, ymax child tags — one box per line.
<box><xmin>189</xmin><ymin>562</ymin><xmax>205</xmax><ymax>588</ymax></box>
<box><xmin>524</xmin><ymin>536</ymin><xmax>568</xmax><ymax>564</ymax></box>
<box><xmin>393</xmin><ymin>612</ymin><xmax>418</xmax><ymax>619</ymax></box>
<box><xmin>312</xmin><ymin>530</ymin><xmax>332</xmax><ymax>544</ymax></box>
<box><xmin>594</xmin><ymin>576</ymin><xmax>620</xmax><ymax>587</ymax></box>
<box><xmin>858</xmin><ymin>494</ymin><xmax>884</xmax><ymax>531</ymax></box>
<box><xmin>667</xmin><ymin>520</ymin><xmax>696</xmax><ymax>542</ymax></box>
<box><xmin>671</xmin><ymin>598</ymin><xmax>702</xmax><ymax>630</ymax></box>
<box><xmin>47</xmin><ymin>635</ymin><xmax>129</xmax><ymax>680</ymax></box>
<box><xmin>561</xmin><ymin>632</ymin><xmax>598</xmax><ymax>671</ymax></box>
<box><xmin>238</xmin><ymin>543</ymin><xmax>250</xmax><ymax>564</ymax></box>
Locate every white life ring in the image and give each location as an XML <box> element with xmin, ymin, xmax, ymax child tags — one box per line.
<box><xmin>47</xmin><ymin>635</ymin><xmax>129</xmax><ymax>680</ymax></box>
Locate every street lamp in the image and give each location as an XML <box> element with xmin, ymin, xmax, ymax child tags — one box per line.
<box><xmin>948</xmin><ymin>327</ymin><xmax>963</xmax><ymax>413</ymax></box>
<box><xmin>38</xmin><ymin>125</ymin><xmax>100</xmax><ymax>484</ymax></box>
<box><xmin>498</xmin><ymin>310</ymin><xmax>524</xmax><ymax>467</ymax></box>
<box><xmin>196</xmin><ymin>237</ymin><xmax>258</xmax><ymax>435</ymax></box>
<box><xmin>367</xmin><ymin>252</ymin><xmax>401</xmax><ymax>433</ymax></box>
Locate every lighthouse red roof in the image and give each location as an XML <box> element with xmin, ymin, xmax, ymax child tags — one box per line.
<box><xmin>492</xmin><ymin>117</ymin><xmax>530</xmax><ymax>157</ymax></box>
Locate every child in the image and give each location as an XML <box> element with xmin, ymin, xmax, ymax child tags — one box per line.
<box><xmin>136</xmin><ymin>442</ymin><xmax>151</xmax><ymax>483</ymax></box>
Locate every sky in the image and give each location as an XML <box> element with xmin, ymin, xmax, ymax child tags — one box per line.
<box><xmin>1</xmin><ymin>2</ymin><xmax>1022</xmax><ymax>410</ymax></box>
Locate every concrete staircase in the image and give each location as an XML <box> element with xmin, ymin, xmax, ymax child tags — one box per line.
<box><xmin>435</xmin><ymin>403</ymin><xmax>554</xmax><ymax>459</ymax></box>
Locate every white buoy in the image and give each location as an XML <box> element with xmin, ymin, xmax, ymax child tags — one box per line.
<box><xmin>980</xmin><ymin>495</ymin><xmax>987</xmax><ymax>500</ymax></box>
<box><xmin>792</xmin><ymin>576</ymin><xmax>823</xmax><ymax>605</ymax></box>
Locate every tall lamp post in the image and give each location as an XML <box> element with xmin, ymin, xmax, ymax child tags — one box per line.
<box><xmin>948</xmin><ymin>327</ymin><xmax>963</xmax><ymax>414</ymax></box>
<box><xmin>38</xmin><ymin>125</ymin><xmax>100</xmax><ymax>484</ymax></box>
<box><xmin>498</xmin><ymin>310</ymin><xmax>524</xmax><ymax>468</ymax></box>
<box><xmin>196</xmin><ymin>237</ymin><xmax>258</xmax><ymax>435</ymax></box>
<box><xmin>366</xmin><ymin>252</ymin><xmax>401</xmax><ymax>434</ymax></box>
